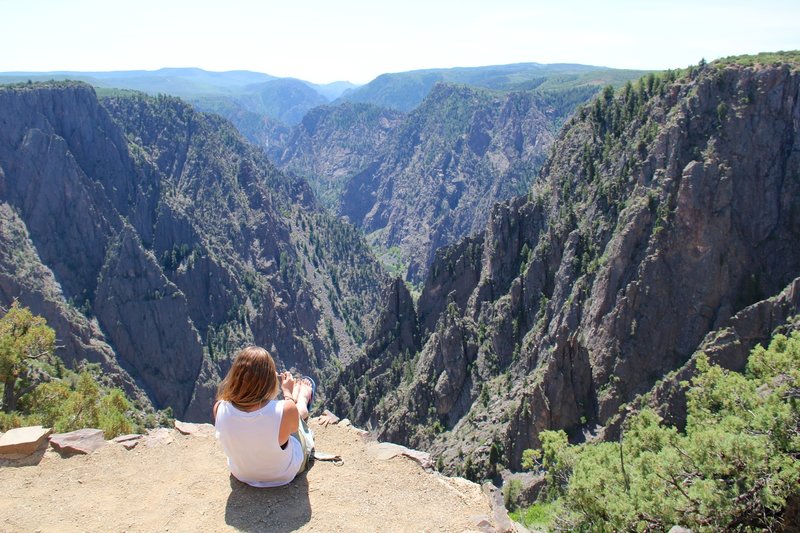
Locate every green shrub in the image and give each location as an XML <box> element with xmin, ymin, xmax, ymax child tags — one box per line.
<box><xmin>0</xmin><ymin>303</ymin><xmax>138</xmax><ymax>438</ymax></box>
<box><xmin>509</xmin><ymin>501</ymin><xmax>558</xmax><ymax>530</ymax></box>
<box><xmin>503</xmin><ymin>478</ymin><xmax>522</xmax><ymax>511</ymax></box>
<box><xmin>519</xmin><ymin>328</ymin><xmax>800</xmax><ymax>531</ymax></box>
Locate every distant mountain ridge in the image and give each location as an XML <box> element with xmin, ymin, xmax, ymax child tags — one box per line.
<box><xmin>0</xmin><ymin>68</ymin><xmax>358</xmax><ymax>127</ymax></box>
<box><xmin>0</xmin><ymin>67</ymin><xmax>358</xmax><ymax>97</ymax></box>
<box><xmin>336</xmin><ymin>62</ymin><xmax>651</xmax><ymax>112</ymax></box>
<box><xmin>0</xmin><ymin>62</ymin><xmax>646</xmax><ymax>129</ymax></box>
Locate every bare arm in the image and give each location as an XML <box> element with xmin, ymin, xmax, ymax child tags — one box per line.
<box><xmin>279</xmin><ymin>399</ymin><xmax>300</xmax><ymax>446</ymax></box>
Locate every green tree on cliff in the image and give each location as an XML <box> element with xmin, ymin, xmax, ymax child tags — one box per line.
<box><xmin>0</xmin><ymin>301</ymin><xmax>136</xmax><ymax>437</ymax></box>
<box><xmin>0</xmin><ymin>301</ymin><xmax>55</xmax><ymax>413</ymax></box>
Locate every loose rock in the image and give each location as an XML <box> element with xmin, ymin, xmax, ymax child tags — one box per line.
<box><xmin>49</xmin><ymin>429</ymin><xmax>106</xmax><ymax>455</ymax></box>
<box><xmin>174</xmin><ymin>420</ymin><xmax>213</xmax><ymax>436</ymax></box>
<box><xmin>0</xmin><ymin>426</ymin><xmax>52</xmax><ymax>457</ymax></box>
<box><xmin>143</xmin><ymin>427</ymin><xmax>175</xmax><ymax>447</ymax></box>
<box><xmin>317</xmin><ymin>410</ymin><xmax>340</xmax><ymax>426</ymax></box>
<box><xmin>112</xmin><ymin>434</ymin><xmax>143</xmax><ymax>450</ymax></box>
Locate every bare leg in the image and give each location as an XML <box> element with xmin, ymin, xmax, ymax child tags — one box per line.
<box><xmin>292</xmin><ymin>376</ymin><xmax>301</xmax><ymax>403</ymax></box>
<box><xmin>295</xmin><ymin>377</ymin><xmax>313</xmax><ymax>421</ymax></box>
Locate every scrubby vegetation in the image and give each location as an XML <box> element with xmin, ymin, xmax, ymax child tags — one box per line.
<box><xmin>714</xmin><ymin>51</ymin><xmax>800</xmax><ymax>68</ymax></box>
<box><xmin>0</xmin><ymin>302</ymin><xmax>141</xmax><ymax>438</ymax></box>
<box><xmin>515</xmin><ymin>328</ymin><xmax>800</xmax><ymax>531</ymax></box>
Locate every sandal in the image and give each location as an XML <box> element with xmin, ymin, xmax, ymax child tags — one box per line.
<box><xmin>302</xmin><ymin>375</ymin><xmax>316</xmax><ymax>409</ymax></box>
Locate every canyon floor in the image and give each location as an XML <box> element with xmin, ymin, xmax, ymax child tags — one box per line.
<box><xmin>0</xmin><ymin>419</ymin><xmax>496</xmax><ymax>532</ymax></box>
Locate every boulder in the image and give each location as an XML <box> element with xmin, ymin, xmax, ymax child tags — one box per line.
<box><xmin>317</xmin><ymin>409</ymin><xmax>340</xmax><ymax>426</ymax></box>
<box><xmin>482</xmin><ymin>482</ymin><xmax>518</xmax><ymax>533</ymax></box>
<box><xmin>0</xmin><ymin>426</ymin><xmax>52</xmax><ymax>457</ymax></box>
<box><xmin>49</xmin><ymin>429</ymin><xmax>106</xmax><ymax>455</ymax></box>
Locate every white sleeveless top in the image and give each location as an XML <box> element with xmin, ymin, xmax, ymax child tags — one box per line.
<box><xmin>214</xmin><ymin>399</ymin><xmax>303</xmax><ymax>487</ymax></box>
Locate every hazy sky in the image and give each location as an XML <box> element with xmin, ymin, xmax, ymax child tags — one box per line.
<box><xmin>2</xmin><ymin>0</ymin><xmax>798</xmax><ymax>83</ymax></box>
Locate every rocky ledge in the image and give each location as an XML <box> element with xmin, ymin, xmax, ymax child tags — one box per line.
<box><xmin>0</xmin><ymin>419</ymin><xmax>519</xmax><ymax>532</ymax></box>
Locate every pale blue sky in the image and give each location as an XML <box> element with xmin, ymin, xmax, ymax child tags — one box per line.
<box><xmin>2</xmin><ymin>0</ymin><xmax>798</xmax><ymax>83</ymax></box>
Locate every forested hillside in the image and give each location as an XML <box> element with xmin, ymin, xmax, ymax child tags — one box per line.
<box><xmin>336</xmin><ymin>62</ymin><xmax>648</xmax><ymax>112</ymax></box>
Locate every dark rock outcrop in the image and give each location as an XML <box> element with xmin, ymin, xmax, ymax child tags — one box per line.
<box><xmin>339</xmin><ymin>59</ymin><xmax>800</xmax><ymax>478</ymax></box>
<box><xmin>93</xmin><ymin>227</ymin><xmax>204</xmax><ymax>414</ymax></box>
<box><xmin>330</xmin><ymin>277</ymin><xmax>419</xmax><ymax>428</ymax></box>
<box><xmin>601</xmin><ymin>276</ymin><xmax>800</xmax><ymax>438</ymax></box>
<box><xmin>0</xmin><ymin>82</ymin><xmax>386</xmax><ymax>420</ymax></box>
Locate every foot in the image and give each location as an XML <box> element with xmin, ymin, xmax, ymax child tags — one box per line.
<box><xmin>280</xmin><ymin>372</ymin><xmax>295</xmax><ymax>400</ymax></box>
<box><xmin>292</xmin><ymin>376</ymin><xmax>302</xmax><ymax>403</ymax></box>
<box><xmin>295</xmin><ymin>377</ymin><xmax>314</xmax><ymax>420</ymax></box>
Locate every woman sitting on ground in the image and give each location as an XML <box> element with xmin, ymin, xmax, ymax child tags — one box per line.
<box><xmin>213</xmin><ymin>346</ymin><xmax>315</xmax><ymax>487</ymax></box>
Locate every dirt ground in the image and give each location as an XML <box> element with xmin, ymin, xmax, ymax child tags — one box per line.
<box><xmin>0</xmin><ymin>419</ymin><xmax>493</xmax><ymax>532</ymax></box>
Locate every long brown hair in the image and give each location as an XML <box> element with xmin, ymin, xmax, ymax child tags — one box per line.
<box><xmin>216</xmin><ymin>346</ymin><xmax>279</xmax><ymax>408</ymax></box>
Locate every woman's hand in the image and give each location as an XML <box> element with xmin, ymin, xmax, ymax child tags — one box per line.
<box><xmin>280</xmin><ymin>371</ymin><xmax>295</xmax><ymax>399</ymax></box>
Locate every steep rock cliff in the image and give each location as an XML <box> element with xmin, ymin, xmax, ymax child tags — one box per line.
<box><xmin>274</xmin><ymin>81</ymin><xmax>627</xmax><ymax>283</ymax></box>
<box><xmin>274</xmin><ymin>102</ymin><xmax>404</xmax><ymax>209</ymax></box>
<box><xmin>341</xmin><ymin>84</ymin><xmax>558</xmax><ymax>282</ymax></box>
<box><xmin>339</xmin><ymin>57</ymin><xmax>800</xmax><ymax>478</ymax></box>
<box><xmin>278</xmin><ymin>83</ymin><xmax>559</xmax><ymax>282</ymax></box>
<box><xmin>0</xmin><ymin>82</ymin><xmax>386</xmax><ymax>421</ymax></box>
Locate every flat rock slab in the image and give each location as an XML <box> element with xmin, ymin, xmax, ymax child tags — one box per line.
<box><xmin>143</xmin><ymin>428</ymin><xmax>175</xmax><ymax>447</ymax></box>
<box><xmin>49</xmin><ymin>429</ymin><xmax>105</xmax><ymax>455</ymax></box>
<box><xmin>366</xmin><ymin>442</ymin><xmax>433</xmax><ymax>469</ymax></box>
<box><xmin>112</xmin><ymin>434</ymin><xmax>143</xmax><ymax>450</ymax></box>
<box><xmin>366</xmin><ymin>441</ymin><xmax>405</xmax><ymax>460</ymax></box>
<box><xmin>0</xmin><ymin>426</ymin><xmax>52</xmax><ymax>457</ymax></box>
<box><xmin>174</xmin><ymin>420</ymin><xmax>214</xmax><ymax>436</ymax></box>
<box><xmin>112</xmin><ymin>434</ymin><xmax>142</xmax><ymax>443</ymax></box>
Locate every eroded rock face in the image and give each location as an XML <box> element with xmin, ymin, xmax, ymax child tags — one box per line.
<box><xmin>330</xmin><ymin>277</ymin><xmax>419</xmax><ymax>428</ymax></box>
<box><xmin>93</xmin><ymin>227</ymin><xmax>203</xmax><ymax>414</ymax></box>
<box><xmin>344</xmin><ymin>85</ymin><xmax>558</xmax><ymax>283</ymax></box>
<box><xmin>600</xmin><ymin>277</ymin><xmax>800</xmax><ymax>439</ymax></box>
<box><xmin>0</xmin><ymin>204</ymin><xmax>146</xmax><ymax>404</ymax></box>
<box><xmin>275</xmin><ymin>84</ymin><xmax>562</xmax><ymax>282</ymax></box>
<box><xmin>274</xmin><ymin>102</ymin><xmax>404</xmax><ymax>211</ymax></box>
<box><xmin>343</xmin><ymin>61</ymin><xmax>800</xmax><ymax>477</ymax></box>
<box><xmin>0</xmin><ymin>83</ymin><xmax>386</xmax><ymax>421</ymax></box>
